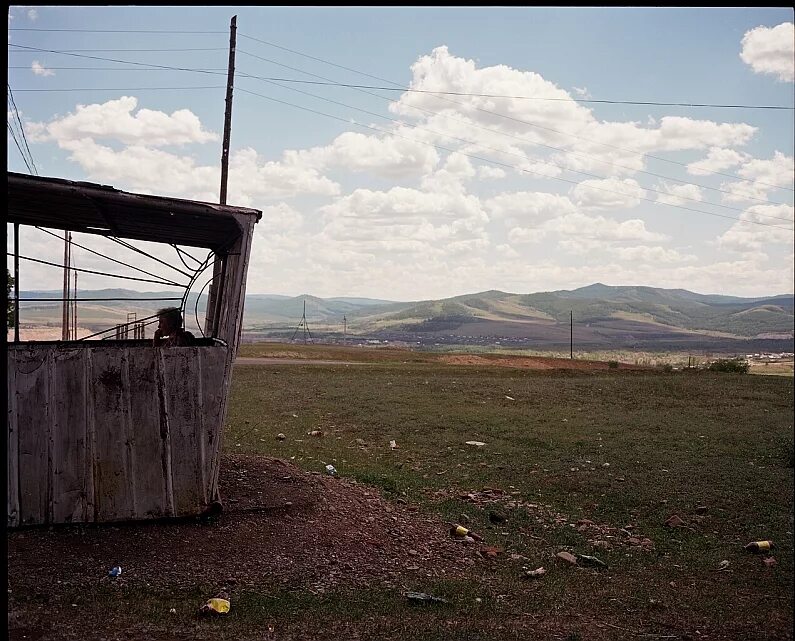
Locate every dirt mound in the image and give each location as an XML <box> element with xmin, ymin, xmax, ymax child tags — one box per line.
<box><xmin>7</xmin><ymin>455</ymin><xmax>482</xmax><ymax>596</ymax></box>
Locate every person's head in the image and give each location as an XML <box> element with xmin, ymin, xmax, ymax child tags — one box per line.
<box><xmin>157</xmin><ymin>307</ymin><xmax>183</xmax><ymax>335</ymax></box>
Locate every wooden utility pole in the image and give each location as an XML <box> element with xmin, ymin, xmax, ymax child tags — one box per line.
<box><xmin>219</xmin><ymin>14</ymin><xmax>237</xmax><ymax>205</ymax></box>
<box><xmin>205</xmin><ymin>15</ymin><xmax>237</xmax><ymax>337</ymax></box>
<box><xmin>13</xmin><ymin>222</ymin><xmax>19</xmax><ymax>342</ymax></box>
<box><xmin>570</xmin><ymin>310</ymin><xmax>573</xmax><ymax>359</ymax></box>
<box><xmin>61</xmin><ymin>231</ymin><xmax>71</xmax><ymax>340</ymax></box>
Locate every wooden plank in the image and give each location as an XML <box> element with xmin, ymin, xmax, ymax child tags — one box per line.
<box><xmin>7</xmin><ymin>350</ymin><xmax>19</xmax><ymax>527</ymax></box>
<box><xmin>199</xmin><ymin>346</ymin><xmax>228</xmax><ymax>505</ymax></box>
<box><xmin>126</xmin><ymin>348</ymin><xmax>169</xmax><ymax>519</ymax></box>
<box><xmin>160</xmin><ymin>347</ymin><xmax>202</xmax><ymax>516</ymax></box>
<box><xmin>51</xmin><ymin>348</ymin><xmax>89</xmax><ymax>524</ymax></box>
<box><xmin>90</xmin><ymin>347</ymin><xmax>135</xmax><ymax>522</ymax></box>
<box><xmin>14</xmin><ymin>346</ymin><xmax>52</xmax><ymax>526</ymax></box>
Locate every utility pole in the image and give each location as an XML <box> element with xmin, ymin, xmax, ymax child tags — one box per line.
<box><xmin>205</xmin><ymin>15</ymin><xmax>237</xmax><ymax>338</ymax></box>
<box><xmin>61</xmin><ymin>231</ymin><xmax>71</xmax><ymax>340</ymax></box>
<box><xmin>570</xmin><ymin>310</ymin><xmax>573</xmax><ymax>360</ymax></box>
<box><xmin>13</xmin><ymin>222</ymin><xmax>19</xmax><ymax>342</ymax></box>
<box><xmin>343</xmin><ymin>315</ymin><xmax>347</xmax><ymax>343</ymax></box>
<box><xmin>72</xmin><ymin>271</ymin><xmax>78</xmax><ymax>340</ymax></box>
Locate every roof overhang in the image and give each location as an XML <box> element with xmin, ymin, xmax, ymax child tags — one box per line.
<box><xmin>7</xmin><ymin>172</ymin><xmax>262</xmax><ymax>251</ymax></box>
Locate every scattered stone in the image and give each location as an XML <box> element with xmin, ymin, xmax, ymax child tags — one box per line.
<box><xmin>355</xmin><ymin>438</ymin><xmax>367</xmax><ymax>446</ymax></box>
<box><xmin>404</xmin><ymin>592</ymin><xmax>447</xmax><ymax>605</ymax></box>
<box><xmin>307</xmin><ymin>430</ymin><xmax>323</xmax><ymax>437</ymax></box>
<box><xmin>389</xmin><ymin>440</ymin><xmax>398</xmax><ymax>450</ymax></box>
<box><xmin>591</xmin><ymin>540</ymin><xmax>611</xmax><ymax>550</ymax></box>
<box><xmin>555</xmin><ymin>551</ymin><xmax>577</xmax><ymax>565</ymax></box>
<box><xmin>717</xmin><ymin>560</ymin><xmax>730</xmax><ymax>571</ymax></box>
<box><xmin>276</xmin><ymin>433</ymin><xmax>286</xmax><ymax>441</ymax></box>
<box><xmin>488</xmin><ymin>511</ymin><xmax>507</xmax><ymax>524</ymax></box>
<box><xmin>524</xmin><ymin>567</ymin><xmax>547</xmax><ymax>578</ymax></box>
<box><xmin>762</xmin><ymin>557</ymin><xmax>777</xmax><ymax>568</ymax></box>
<box><xmin>480</xmin><ymin>546</ymin><xmax>503</xmax><ymax>559</ymax></box>
<box><xmin>505</xmin><ymin>395</ymin><xmax>515</xmax><ymax>401</ymax></box>
<box><xmin>640</xmin><ymin>538</ymin><xmax>655</xmax><ymax>550</ymax></box>
<box><xmin>466</xmin><ymin>441</ymin><xmax>486</xmax><ymax>447</ymax></box>
<box><xmin>695</xmin><ymin>505</ymin><xmax>708</xmax><ymax>514</ymax></box>
<box><xmin>665</xmin><ymin>515</ymin><xmax>685</xmax><ymax>528</ymax></box>
<box><xmin>576</xmin><ymin>554</ymin><xmax>608</xmax><ymax>569</ymax></box>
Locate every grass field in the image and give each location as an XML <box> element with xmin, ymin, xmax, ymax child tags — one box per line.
<box><xmin>223</xmin><ymin>349</ymin><xmax>794</xmax><ymax>639</ymax></box>
<box><xmin>7</xmin><ymin>346</ymin><xmax>794</xmax><ymax>640</ymax></box>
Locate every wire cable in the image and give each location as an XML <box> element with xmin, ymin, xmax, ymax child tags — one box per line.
<box><xmin>236</xmin><ymin>86</ymin><xmax>793</xmax><ymax>232</ymax></box>
<box><xmin>237</xmin><ymin>33</ymin><xmax>794</xmax><ymax>192</ymax></box>
<box><xmin>239</xmin><ymin>73</ymin><xmax>794</xmax><ymax>224</ymax></box>
<box><xmin>234</xmin><ymin>53</ymin><xmax>789</xmax><ymax>208</ymax></box>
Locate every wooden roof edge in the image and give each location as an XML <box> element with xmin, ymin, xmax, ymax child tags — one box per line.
<box><xmin>7</xmin><ymin>172</ymin><xmax>263</xmax><ymax>222</ymax></box>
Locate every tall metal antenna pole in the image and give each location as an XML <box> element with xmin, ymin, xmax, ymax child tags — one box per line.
<box><xmin>343</xmin><ymin>315</ymin><xmax>347</xmax><ymax>343</ymax></box>
<box><xmin>72</xmin><ymin>271</ymin><xmax>78</xmax><ymax>340</ymax></box>
<box><xmin>205</xmin><ymin>15</ymin><xmax>237</xmax><ymax>338</ymax></box>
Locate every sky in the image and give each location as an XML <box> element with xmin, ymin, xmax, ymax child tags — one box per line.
<box><xmin>7</xmin><ymin>6</ymin><xmax>795</xmax><ymax>301</ymax></box>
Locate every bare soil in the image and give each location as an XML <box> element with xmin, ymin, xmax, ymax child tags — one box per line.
<box><xmin>7</xmin><ymin>455</ymin><xmax>486</xmax><ymax>639</ymax></box>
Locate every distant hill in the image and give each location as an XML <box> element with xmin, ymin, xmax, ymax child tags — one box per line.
<box><xmin>14</xmin><ymin>284</ymin><xmax>794</xmax><ymax>349</ymax></box>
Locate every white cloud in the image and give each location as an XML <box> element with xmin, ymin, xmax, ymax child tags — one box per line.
<box><xmin>28</xmin><ymin>96</ymin><xmax>218</xmax><ymax>146</ymax></box>
<box><xmin>318</xmin><ymin>186</ymin><xmax>488</xmax><ymax>250</ymax></box>
<box><xmin>486</xmin><ymin>191</ymin><xmax>576</xmax><ymax>222</ymax></box>
<box><xmin>613</xmin><ymin>245</ymin><xmax>697</xmax><ymax>264</ymax></box>
<box><xmin>288</xmin><ymin>129</ymin><xmax>438</xmax><ymax>178</ymax></box>
<box><xmin>740</xmin><ymin>22</ymin><xmax>794</xmax><ymax>82</ymax></box>
<box><xmin>477</xmin><ymin>165</ymin><xmax>505</xmax><ymax>179</ymax></box>
<box><xmin>31</xmin><ymin>60</ymin><xmax>54</xmax><ymax>77</ymax></box>
<box><xmin>737</xmin><ymin>151</ymin><xmax>794</xmax><ymax>190</ymax></box>
<box><xmin>687</xmin><ymin>147</ymin><xmax>748</xmax><ymax>176</ymax></box>
<box><xmin>718</xmin><ymin>203</ymin><xmax>795</xmax><ymax>251</ymax></box>
<box><xmin>572</xmin><ymin>86</ymin><xmax>590</xmax><ymax>98</ymax></box>
<box><xmin>543</xmin><ymin>212</ymin><xmax>666</xmax><ymax>243</ymax></box>
<box><xmin>655</xmin><ymin>182</ymin><xmax>703</xmax><ymax>206</ymax></box>
<box><xmin>572</xmin><ymin>177</ymin><xmax>645</xmax><ymax>210</ymax></box>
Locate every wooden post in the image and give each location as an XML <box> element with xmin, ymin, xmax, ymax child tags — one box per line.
<box><xmin>206</xmin><ymin>15</ymin><xmax>237</xmax><ymax>338</ymax></box>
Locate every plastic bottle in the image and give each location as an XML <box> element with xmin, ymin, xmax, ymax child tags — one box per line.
<box><xmin>744</xmin><ymin>540</ymin><xmax>775</xmax><ymax>553</ymax></box>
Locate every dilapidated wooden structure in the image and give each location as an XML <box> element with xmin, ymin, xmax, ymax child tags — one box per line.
<box><xmin>7</xmin><ymin>173</ymin><xmax>261</xmax><ymax>527</ymax></box>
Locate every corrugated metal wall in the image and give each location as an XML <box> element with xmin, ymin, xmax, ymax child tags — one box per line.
<box><xmin>7</xmin><ymin>344</ymin><xmax>229</xmax><ymax>527</ymax></box>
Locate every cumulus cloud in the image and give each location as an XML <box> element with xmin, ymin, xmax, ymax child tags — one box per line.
<box><xmin>28</xmin><ymin>96</ymin><xmax>218</xmax><ymax>146</ymax></box>
<box><xmin>613</xmin><ymin>245</ymin><xmax>697</xmax><ymax>264</ymax></box>
<box><xmin>31</xmin><ymin>60</ymin><xmax>54</xmax><ymax>76</ymax></box>
<box><xmin>486</xmin><ymin>191</ymin><xmax>576</xmax><ymax>222</ymax></box>
<box><xmin>572</xmin><ymin>177</ymin><xmax>646</xmax><ymax>210</ymax></box>
<box><xmin>655</xmin><ymin>182</ymin><xmax>703</xmax><ymax>206</ymax></box>
<box><xmin>718</xmin><ymin>203</ymin><xmax>794</xmax><ymax>251</ymax></box>
<box><xmin>287</xmin><ymin>129</ymin><xmax>438</xmax><ymax>178</ymax></box>
<box><xmin>687</xmin><ymin>147</ymin><xmax>748</xmax><ymax>176</ymax></box>
<box><xmin>740</xmin><ymin>22</ymin><xmax>794</xmax><ymax>82</ymax></box>
<box><xmin>720</xmin><ymin>152</ymin><xmax>794</xmax><ymax>203</ymax></box>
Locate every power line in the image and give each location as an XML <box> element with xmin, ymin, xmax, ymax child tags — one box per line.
<box><xmin>9</xmin><ymin>47</ymin><xmax>226</xmax><ymax>52</ymax></box>
<box><xmin>8</xmin><ymin>44</ymin><xmax>227</xmax><ymax>76</ymax></box>
<box><xmin>13</xmin><ymin>86</ymin><xmax>225</xmax><ymax>92</ymax></box>
<box><xmin>12</xmin><ymin>41</ymin><xmax>793</xmax><ymax>194</ymax></box>
<box><xmin>7</xmin><ymin>83</ymin><xmax>37</xmax><ymax>175</ymax></box>
<box><xmin>7</xmin><ymin>122</ymin><xmax>34</xmax><ymax>174</ymax></box>
<box><xmin>236</xmin><ymin>86</ymin><xmax>793</xmax><ymax>232</ymax></box>
<box><xmin>238</xmin><ymin>32</ymin><xmax>794</xmax><ymax>192</ymax></box>
<box><xmin>8</xmin><ymin>28</ymin><xmax>225</xmax><ymax>33</ymax></box>
<box><xmin>236</xmin><ymin>61</ymin><xmax>795</xmax><ymax>110</ymax></box>
<box><xmin>235</xmin><ymin>50</ymin><xmax>791</xmax><ymax>209</ymax></box>
<box><xmin>238</xmin><ymin>72</ymin><xmax>794</xmax><ymax>224</ymax></box>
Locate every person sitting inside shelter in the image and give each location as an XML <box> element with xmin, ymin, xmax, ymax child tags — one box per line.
<box><xmin>153</xmin><ymin>307</ymin><xmax>195</xmax><ymax>347</ymax></box>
